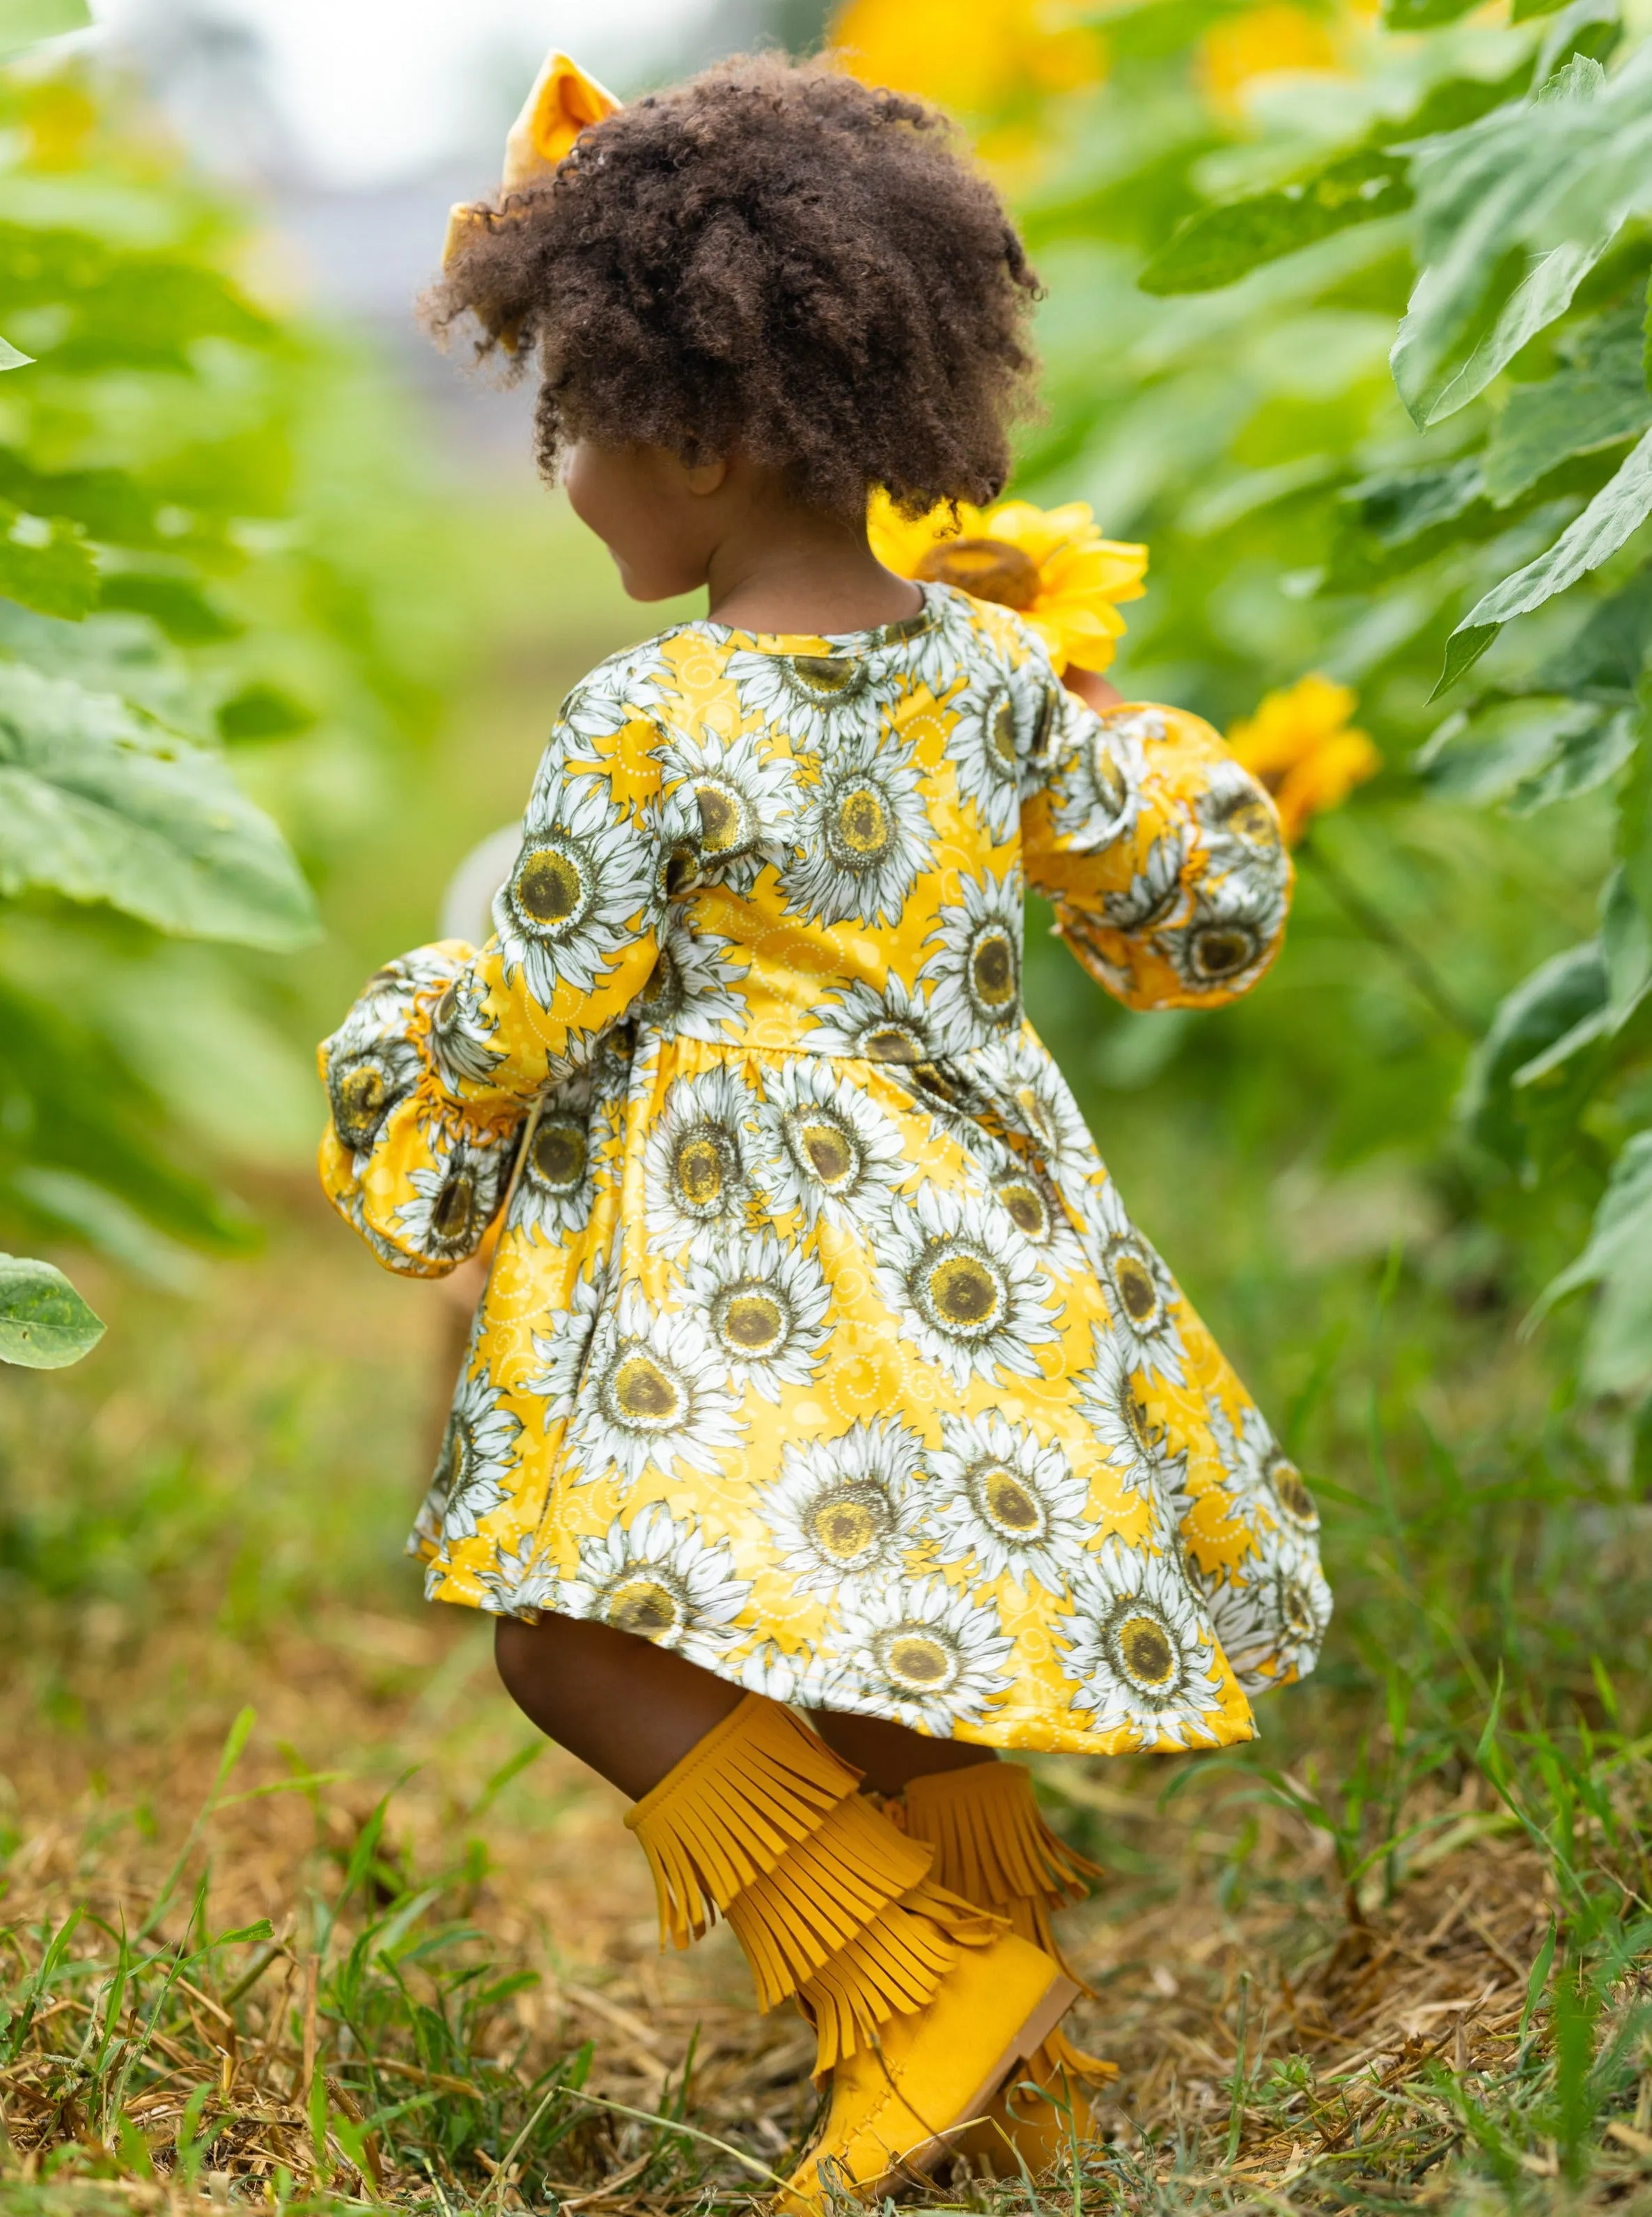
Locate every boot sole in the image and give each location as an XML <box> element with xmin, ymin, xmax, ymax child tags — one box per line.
<box><xmin>882</xmin><ymin>1968</ymin><xmax>1081</xmax><ymax>2188</ymax></box>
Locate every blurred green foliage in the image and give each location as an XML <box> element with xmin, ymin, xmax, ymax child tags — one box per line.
<box><xmin>977</xmin><ymin>0</ymin><xmax>1652</xmax><ymax>1452</ymax></box>
<box><xmin>0</xmin><ymin>17</ymin><xmax>453</xmax><ymax>1351</ymax></box>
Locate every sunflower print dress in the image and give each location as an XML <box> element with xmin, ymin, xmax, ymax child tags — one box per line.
<box><xmin>320</xmin><ymin>584</ymin><xmax>1330</xmax><ymax>1757</ymax></box>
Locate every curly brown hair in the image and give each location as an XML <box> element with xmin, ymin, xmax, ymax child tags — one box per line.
<box><xmin>425</xmin><ymin>55</ymin><xmax>1042</xmax><ymax>518</ymax></box>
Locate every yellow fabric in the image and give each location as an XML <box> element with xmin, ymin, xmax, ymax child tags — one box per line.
<box><xmin>319</xmin><ymin>589</ymin><xmax>1332</xmax><ymax>1757</ymax></box>
<box><xmin>625</xmin><ymin>1691</ymin><xmax>854</xmax><ymax>1950</ymax></box>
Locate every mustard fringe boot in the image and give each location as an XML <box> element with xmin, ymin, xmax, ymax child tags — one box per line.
<box><xmin>898</xmin><ymin>1763</ymin><xmax>1116</xmax><ymax>2175</ymax></box>
<box><xmin>625</xmin><ymin>1695</ymin><xmax>1077</xmax><ymax>2207</ymax></box>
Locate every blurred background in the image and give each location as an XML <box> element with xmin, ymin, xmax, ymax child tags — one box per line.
<box><xmin>2</xmin><ymin>0</ymin><xmax>1649</xmax><ymax>2200</ymax></box>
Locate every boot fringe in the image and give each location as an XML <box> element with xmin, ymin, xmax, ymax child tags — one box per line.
<box><xmin>897</xmin><ymin>1763</ymin><xmax>1102</xmax><ymax>1993</ymax></box>
<box><xmin>1033</xmin><ymin>2020</ymin><xmax>1119</xmax><ymax>2090</ymax></box>
<box><xmin>899</xmin><ymin>1763</ymin><xmax>1101</xmax><ymax>1914</ymax></box>
<box><xmin>625</xmin><ymin>1694</ymin><xmax>855</xmax><ymax>1950</ymax></box>
<box><xmin>724</xmin><ymin>1789</ymin><xmax>936</xmax><ymax>2009</ymax></box>
<box><xmin>800</xmin><ymin>1876</ymin><xmax>1006</xmax><ymax>2077</ymax></box>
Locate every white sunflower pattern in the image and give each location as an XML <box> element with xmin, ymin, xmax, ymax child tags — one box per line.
<box><xmin>320</xmin><ymin>586</ymin><xmax>1324</xmax><ymax>1757</ymax></box>
<box><xmin>762</xmin><ymin>1418</ymin><xmax>926</xmax><ymax>1598</ymax></box>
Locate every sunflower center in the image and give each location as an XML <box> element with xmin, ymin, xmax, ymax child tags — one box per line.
<box><xmin>1014</xmin><ymin>1082</ymin><xmax>1057</xmax><ymax>1149</ymax></box>
<box><xmin>716</xmin><ymin>1287</ymin><xmax>786</xmax><ymax>1358</ymax></box>
<box><xmin>1112</xmin><ymin>1251</ymin><xmax>1159</xmax><ymax>1324</ymax></box>
<box><xmin>605</xmin><ymin>1576</ymin><xmax>683</xmax><ymax>1639</ymax></box>
<box><xmin>531</xmin><ymin>1117</ymin><xmax>587</xmax><ymax>1193</ymax></box>
<box><xmin>790</xmin><ymin>1110</ymin><xmax>859</xmax><ymax>1192</ymax></box>
<box><xmin>806</xmin><ymin>1484</ymin><xmax>890</xmax><ymax>1565</ymax></box>
<box><xmin>969</xmin><ymin>926</ymin><xmax>1018</xmax><ymax>1015</ymax></box>
<box><xmin>432</xmin><ymin>1171</ymin><xmax>477</xmax><ymax>1246</ymax></box>
<box><xmin>1281</xmin><ymin>1578</ymin><xmax>1317</xmax><ymax>1640</ymax></box>
<box><xmin>1190</xmin><ymin>924</ymin><xmax>1258</xmax><ymax>980</ymax></box>
<box><xmin>862</xmin><ymin>1021</ymin><xmax>924</xmax><ymax>1064</ymax></box>
<box><xmin>1222</xmin><ymin>793</ymin><xmax>1279</xmax><ymax>848</ymax></box>
<box><xmin>914</xmin><ymin>536</ymin><xmax>1041</xmax><ymax>612</ymax></box>
<box><xmin>1117</xmin><ymin>1612</ymin><xmax>1177</xmax><ymax>1690</ymax></box>
<box><xmin>920</xmin><ymin>1243</ymin><xmax>1006</xmax><ymax>1337</ymax></box>
<box><xmin>439</xmin><ymin>1414</ymin><xmax>474</xmax><ymax>1493</ymax></box>
<box><xmin>976</xmin><ymin>1462</ymin><xmax>1043</xmax><ymax>1537</ymax></box>
<box><xmin>912</xmin><ymin>1061</ymin><xmax>967</xmax><ymax>1110</ymax></box>
<box><xmin>880</xmin><ymin>1630</ymin><xmax>958</xmax><ymax>1692</ymax></box>
<box><xmin>834</xmin><ymin>784</ymin><xmax>890</xmax><ymax>860</ymax></box>
<box><xmin>695</xmin><ymin>779</ymin><xmax>746</xmax><ymax>854</ymax></box>
<box><xmin>790</xmin><ymin>654</ymin><xmax>858</xmax><ymax>699</ymax></box>
<box><xmin>996</xmin><ymin>1176</ymin><xmax>1050</xmax><ymax>1243</ymax></box>
<box><xmin>673</xmin><ymin>1123</ymin><xmax>736</xmax><ymax>1213</ymax></box>
<box><xmin>609</xmin><ymin>1348</ymin><xmax>683</xmax><ymax>1431</ymax></box>
<box><xmin>336</xmin><ymin>1062</ymin><xmax>389</xmax><ymax>1148</ymax></box>
<box><xmin>640</xmin><ymin>947</ymin><xmax>678</xmax><ymax>1011</ymax></box>
<box><xmin>990</xmin><ymin>693</ymin><xmax>1018</xmax><ymax>768</ymax></box>
<box><xmin>1269</xmin><ymin>1458</ymin><xmax>1318</xmax><ymax>1530</ymax></box>
<box><xmin>513</xmin><ymin>843</ymin><xmax>588</xmax><ymax>931</ymax></box>
<box><xmin>660</xmin><ymin>841</ymin><xmax>698</xmax><ymax>899</ymax></box>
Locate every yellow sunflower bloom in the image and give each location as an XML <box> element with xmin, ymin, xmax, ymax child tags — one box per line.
<box><xmin>1197</xmin><ymin>3</ymin><xmax>1346</xmax><ymax>121</ymax></box>
<box><xmin>1226</xmin><ymin>674</ymin><xmax>1380</xmax><ymax>845</ymax></box>
<box><xmin>869</xmin><ymin>491</ymin><xmax>1147</xmax><ymax>676</ymax></box>
<box><xmin>829</xmin><ymin>0</ymin><xmax>1105</xmax><ymax>119</ymax></box>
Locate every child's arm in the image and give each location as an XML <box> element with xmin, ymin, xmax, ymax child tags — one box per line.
<box><xmin>317</xmin><ymin>669</ymin><xmax>672</xmax><ymax>1276</ymax></box>
<box><xmin>1021</xmin><ymin>669</ymin><xmax>1293</xmax><ymax>1011</ymax></box>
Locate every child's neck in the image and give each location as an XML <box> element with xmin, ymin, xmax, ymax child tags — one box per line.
<box><xmin>704</xmin><ymin>504</ymin><xmax>922</xmax><ymax>637</ymax></box>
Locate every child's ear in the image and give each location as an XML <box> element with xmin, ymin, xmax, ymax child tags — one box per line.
<box><xmin>502</xmin><ymin>52</ymin><xmax>623</xmax><ymax>189</ymax></box>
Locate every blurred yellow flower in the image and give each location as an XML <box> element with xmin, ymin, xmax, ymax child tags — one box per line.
<box><xmin>869</xmin><ymin>492</ymin><xmax>1147</xmax><ymax>676</ymax></box>
<box><xmin>830</xmin><ymin>0</ymin><xmax>1105</xmax><ymax>119</ymax></box>
<box><xmin>1197</xmin><ymin>3</ymin><xmax>1345</xmax><ymax>120</ymax></box>
<box><xmin>1226</xmin><ymin>674</ymin><xmax>1380</xmax><ymax>844</ymax></box>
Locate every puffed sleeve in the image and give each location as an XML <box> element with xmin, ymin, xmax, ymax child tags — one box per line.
<box><xmin>318</xmin><ymin>664</ymin><xmax>676</xmax><ymax>1275</ymax></box>
<box><xmin>1021</xmin><ymin>676</ymin><xmax>1293</xmax><ymax>1011</ymax></box>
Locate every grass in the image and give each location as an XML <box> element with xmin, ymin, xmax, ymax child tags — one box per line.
<box><xmin>2</xmin><ymin>1202</ymin><xmax>1649</xmax><ymax>2216</ymax></box>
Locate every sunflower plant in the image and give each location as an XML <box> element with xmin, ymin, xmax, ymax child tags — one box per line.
<box><xmin>1227</xmin><ymin>674</ymin><xmax>1381</xmax><ymax>846</ymax></box>
<box><xmin>0</xmin><ymin>19</ymin><xmax>436</xmax><ymax>1362</ymax></box>
<box><xmin>868</xmin><ymin>490</ymin><xmax>1147</xmax><ymax>674</ymax></box>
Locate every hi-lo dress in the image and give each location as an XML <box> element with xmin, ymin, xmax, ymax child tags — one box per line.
<box><xmin>320</xmin><ymin>584</ymin><xmax>1330</xmax><ymax>1757</ymax></box>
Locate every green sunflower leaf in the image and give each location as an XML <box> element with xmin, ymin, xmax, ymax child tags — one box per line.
<box><xmin>1458</xmin><ymin>941</ymin><xmax>1607</xmax><ymax>1169</ymax></box>
<box><xmin>1437</xmin><ymin>428</ymin><xmax>1652</xmax><ymax>693</ymax></box>
<box><xmin>1391</xmin><ymin>48</ymin><xmax>1652</xmax><ymax>428</ymax></box>
<box><xmin>0</xmin><ymin>663</ymin><xmax>320</xmax><ymax>947</ymax></box>
<box><xmin>1139</xmin><ymin>150</ymin><xmax>1410</xmax><ymax>297</ymax></box>
<box><xmin>0</xmin><ymin>1251</ymin><xmax>104</xmax><ymax>1369</ymax></box>
<box><xmin>1534</xmin><ymin>1128</ymin><xmax>1652</xmax><ymax>1393</ymax></box>
<box><xmin>1483</xmin><ymin>300</ymin><xmax>1652</xmax><ymax>504</ymax></box>
<box><xmin>0</xmin><ymin>0</ymin><xmax>91</xmax><ymax>60</ymax></box>
<box><xmin>0</xmin><ymin>501</ymin><xmax>99</xmax><ymax>619</ymax></box>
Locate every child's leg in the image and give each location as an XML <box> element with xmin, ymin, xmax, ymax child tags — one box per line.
<box><xmin>495</xmin><ymin>1612</ymin><xmax>1082</xmax><ymax>2199</ymax></box>
<box><xmin>496</xmin><ymin>1612</ymin><xmax>995</xmax><ymax>1800</ymax></box>
<box><xmin>494</xmin><ymin>1612</ymin><xmax>742</xmax><ymax>1799</ymax></box>
<box><xmin>809</xmin><ymin>1709</ymin><xmax>998</xmax><ymax>1793</ymax></box>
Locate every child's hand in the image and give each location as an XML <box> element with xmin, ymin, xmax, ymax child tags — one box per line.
<box><xmin>1063</xmin><ymin>664</ymin><xmax>1123</xmax><ymax>713</ymax></box>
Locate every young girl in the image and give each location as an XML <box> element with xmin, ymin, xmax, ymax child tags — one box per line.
<box><xmin>320</xmin><ymin>53</ymin><xmax>1329</xmax><ymax>2207</ymax></box>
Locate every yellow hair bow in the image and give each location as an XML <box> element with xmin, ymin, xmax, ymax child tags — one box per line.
<box><xmin>443</xmin><ymin>51</ymin><xmax>623</xmax><ymax>269</ymax></box>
